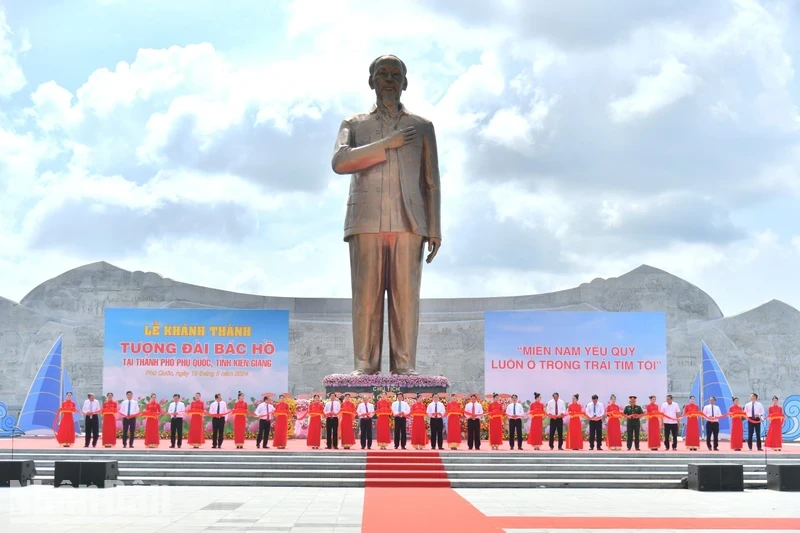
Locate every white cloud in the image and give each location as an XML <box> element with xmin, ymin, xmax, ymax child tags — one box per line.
<box><xmin>710</xmin><ymin>100</ymin><xmax>739</xmax><ymax>121</ymax></box>
<box><xmin>29</xmin><ymin>81</ymin><xmax>83</xmax><ymax>132</ymax></box>
<box><xmin>608</xmin><ymin>56</ymin><xmax>695</xmax><ymax>123</ymax></box>
<box><xmin>791</xmin><ymin>236</ymin><xmax>800</xmax><ymax>254</ymax></box>
<box><xmin>0</xmin><ymin>9</ymin><xmax>26</xmax><ymax>97</ymax></box>
<box><xmin>479</xmin><ymin>88</ymin><xmax>559</xmax><ymax>153</ymax></box>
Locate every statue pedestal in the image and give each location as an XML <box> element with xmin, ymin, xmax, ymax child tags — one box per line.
<box><xmin>322</xmin><ymin>374</ymin><xmax>449</xmax><ymax>397</ymax></box>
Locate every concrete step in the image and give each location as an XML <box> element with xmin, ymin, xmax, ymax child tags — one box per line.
<box><xmin>29</xmin><ymin>466</ymin><xmax>767</xmax><ymax>481</ymax></box>
<box><xmin>364</xmin><ymin>479</ymin><xmax>450</xmax><ymax>488</ymax></box>
<box><xmin>33</xmin><ymin>467</ymin><xmax>368</xmax><ymax>478</ymax></box>
<box><xmin>4</xmin><ymin>449</ymin><xmax>793</xmax><ymax>489</ymax></box>
<box><xmin>46</xmin><ymin>476</ymin><xmax>366</xmax><ymax>488</ymax></box>
<box><xmin>441</xmin><ymin>456</ymin><xmax>800</xmax><ymax>463</ymax></box>
<box><xmin>3</xmin><ymin>450</ymin><xmax>792</xmax><ymax>461</ymax></box>
<box><xmin>443</xmin><ymin>462</ymin><xmax>773</xmax><ymax>471</ymax></box>
<box><xmin>24</xmin><ymin>460</ymin><xmax>371</xmax><ymax>470</ymax></box>
<box><xmin>365</xmin><ymin>463</ymin><xmax>444</xmax><ymax>471</ymax></box>
<box><xmin>26</xmin><ymin>475</ymin><xmax>770</xmax><ymax>489</ymax></box>
<box><xmin>365</xmin><ymin>471</ymin><xmax>448</xmax><ymax>479</ymax></box>
<box><xmin>7</xmin><ymin>452</ymin><xmax>793</xmax><ymax>464</ymax></box>
<box><xmin>10</xmin><ymin>456</ymin><xmax>794</xmax><ymax>467</ymax></box>
<box><xmin>365</xmin><ymin>457</ymin><xmax>442</xmax><ymax>463</ymax></box>
<box><xmin>451</xmin><ymin>478</ymin><xmax>768</xmax><ymax>489</ymax></box>
<box><xmin>445</xmin><ymin>470</ymin><xmax>766</xmax><ymax>480</ymax></box>
<box><xmin>0</xmin><ymin>452</ymin><xmax>361</xmax><ymax>462</ymax></box>
<box><xmin>15</xmin><ymin>457</ymin><xmax>794</xmax><ymax>469</ymax></box>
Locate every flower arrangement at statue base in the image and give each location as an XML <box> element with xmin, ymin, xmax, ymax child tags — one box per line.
<box><xmin>323</xmin><ymin>373</ymin><xmax>449</xmax><ymax>395</ymax></box>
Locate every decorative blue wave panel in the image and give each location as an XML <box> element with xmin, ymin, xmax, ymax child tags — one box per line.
<box><xmin>0</xmin><ymin>401</ymin><xmax>22</xmax><ymax>436</ymax></box>
<box><xmin>779</xmin><ymin>395</ymin><xmax>800</xmax><ymax>442</ymax></box>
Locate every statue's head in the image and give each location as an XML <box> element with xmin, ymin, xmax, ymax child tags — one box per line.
<box><xmin>369</xmin><ymin>55</ymin><xmax>407</xmax><ymax>104</ymax></box>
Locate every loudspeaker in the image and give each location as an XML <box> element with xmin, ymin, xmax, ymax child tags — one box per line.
<box><xmin>54</xmin><ymin>461</ymin><xmax>118</xmax><ymax>489</ymax></box>
<box><xmin>767</xmin><ymin>464</ymin><xmax>800</xmax><ymax>491</ymax></box>
<box><xmin>0</xmin><ymin>460</ymin><xmax>37</xmax><ymax>487</ymax></box>
<box><xmin>687</xmin><ymin>463</ymin><xmax>744</xmax><ymax>491</ymax></box>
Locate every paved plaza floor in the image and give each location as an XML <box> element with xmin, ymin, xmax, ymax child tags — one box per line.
<box><xmin>3</xmin><ymin>485</ymin><xmax>799</xmax><ymax>533</ymax></box>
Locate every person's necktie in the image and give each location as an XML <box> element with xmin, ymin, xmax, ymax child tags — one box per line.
<box><xmin>513</xmin><ymin>404</ymin><xmax>516</xmax><ymax>416</ymax></box>
<box><xmin>471</xmin><ymin>404</ymin><xmax>475</xmax><ymax>417</ymax></box>
<box><xmin>217</xmin><ymin>403</ymin><xmax>220</xmax><ymax>414</ymax></box>
<box><xmin>751</xmin><ymin>404</ymin><xmax>754</xmax><ymax>418</ymax></box>
<box><xmin>127</xmin><ymin>402</ymin><xmax>131</xmax><ymax>416</ymax></box>
<box><xmin>555</xmin><ymin>402</ymin><xmax>558</xmax><ymax>416</ymax></box>
<box><xmin>435</xmin><ymin>403</ymin><xmax>438</xmax><ymax>415</ymax></box>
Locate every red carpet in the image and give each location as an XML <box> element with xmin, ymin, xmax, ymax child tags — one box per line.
<box><xmin>361</xmin><ymin>487</ymin><xmax>504</xmax><ymax>533</ymax></box>
<box><xmin>360</xmin><ymin>448</ymin><xmax>800</xmax><ymax>532</ymax></box>
<box><xmin>364</xmin><ymin>450</ymin><xmax>449</xmax><ymax>488</ymax></box>
<box><xmin>361</xmin><ymin>451</ymin><xmax>505</xmax><ymax>531</ymax></box>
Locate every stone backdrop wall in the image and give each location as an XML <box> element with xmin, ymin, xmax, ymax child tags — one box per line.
<box><xmin>1</xmin><ymin>262</ymin><xmax>798</xmax><ymax>412</ymax></box>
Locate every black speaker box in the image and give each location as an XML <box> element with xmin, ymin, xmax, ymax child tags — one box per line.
<box><xmin>767</xmin><ymin>464</ymin><xmax>800</xmax><ymax>491</ymax></box>
<box><xmin>0</xmin><ymin>460</ymin><xmax>37</xmax><ymax>487</ymax></box>
<box><xmin>54</xmin><ymin>460</ymin><xmax>118</xmax><ymax>489</ymax></box>
<box><xmin>687</xmin><ymin>463</ymin><xmax>743</xmax><ymax>491</ymax></box>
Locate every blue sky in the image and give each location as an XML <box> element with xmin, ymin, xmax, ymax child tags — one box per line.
<box><xmin>1</xmin><ymin>0</ymin><xmax>800</xmax><ymax>316</ymax></box>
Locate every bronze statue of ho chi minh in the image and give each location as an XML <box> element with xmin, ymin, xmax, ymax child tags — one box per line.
<box><xmin>331</xmin><ymin>55</ymin><xmax>442</xmax><ymax>376</ymax></box>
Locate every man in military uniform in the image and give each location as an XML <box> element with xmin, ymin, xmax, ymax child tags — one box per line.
<box><xmin>623</xmin><ymin>395</ymin><xmax>644</xmax><ymax>451</ymax></box>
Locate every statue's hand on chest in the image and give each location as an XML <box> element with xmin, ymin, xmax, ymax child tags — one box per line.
<box><xmin>382</xmin><ymin>126</ymin><xmax>417</xmax><ymax>150</ymax></box>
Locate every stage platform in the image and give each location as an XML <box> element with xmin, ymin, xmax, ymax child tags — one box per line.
<box><xmin>2</xmin><ymin>438</ymin><xmax>798</xmax><ymax>489</ymax></box>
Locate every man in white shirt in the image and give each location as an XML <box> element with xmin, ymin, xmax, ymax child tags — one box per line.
<box><xmin>585</xmin><ymin>394</ymin><xmax>605</xmax><ymax>451</ymax></box>
<box><xmin>702</xmin><ymin>396</ymin><xmax>722</xmax><ymax>451</ymax></box>
<box><xmin>167</xmin><ymin>393</ymin><xmax>186</xmax><ymax>448</ymax></box>
<box><xmin>392</xmin><ymin>393</ymin><xmax>411</xmax><ymax>449</ymax></box>
<box><xmin>118</xmin><ymin>390</ymin><xmax>139</xmax><ymax>448</ymax></box>
<box><xmin>546</xmin><ymin>392</ymin><xmax>566</xmax><ymax>450</ymax></box>
<box><xmin>253</xmin><ymin>396</ymin><xmax>274</xmax><ymax>449</ymax></box>
<box><xmin>744</xmin><ymin>393</ymin><xmax>765</xmax><ymax>451</ymax></box>
<box><xmin>660</xmin><ymin>394</ymin><xmax>681</xmax><ymax>451</ymax></box>
<box><xmin>464</xmin><ymin>393</ymin><xmax>484</xmax><ymax>450</ymax></box>
<box><xmin>324</xmin><ymin>392</ymin><xmax>341</xmax><ymax>449</ymax></box>
<box><xmin>82</xmin><ymin>393</ymin><xmax>101</xmax><ymax>448</ymax></box>
<box><xmin>505</xmin><ymin>394</ymin><xmax>524</xmax><ymax>450</ymax></box>
<box><xmin>427</xmin><ymin>393</ymin><xmax>446</xmax><ymax>450</ymax></box>
<box><xmin>210</xmin><ymin>393</ymin><xmax>228</xmax><ymax>448</ymax></box>
<box><xmin>357</xmin><ymin>395</ymin><xmax>376</xmax><ymax>449</ymax></box>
